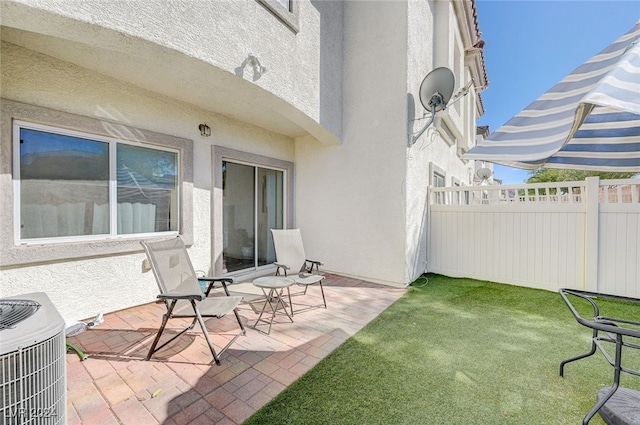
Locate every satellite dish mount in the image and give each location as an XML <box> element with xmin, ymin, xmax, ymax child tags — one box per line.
<box><xmin>409</xmin><ymin>67</ymin><xmax>472</xmax><ymax>146</ymax></box>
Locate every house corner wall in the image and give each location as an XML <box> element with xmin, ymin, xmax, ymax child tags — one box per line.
<box><xmin>404</xmin><ymin>0</ymin><xmax>484</xmax><ymax>284</ymax></box>
<box><xmin>295</xmin><ymin>0</ymin><xmax>409</xmax><ymax>287</ymax></box>
<box><xmin>404</xmin><ymin>0</ymin><xmax>436</xmax><ymax>283</ymax></box>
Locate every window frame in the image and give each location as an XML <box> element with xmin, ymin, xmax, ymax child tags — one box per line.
<box><xmin>430</xmin><ymin>162</ymin><xmax>446</xmax><ymax>204</ymax></box>
<box><xmin>258</xmin><ymin>0</ymin><xmax>299</xmax><ymax>33</ymax></box>
<box><xmin>13</xmin><ymin>120</ymin><xmax>181</xmax><ymax>245</ymax></box>
<box><xmin>0</xmin><ymin>100</ymin><xmax>193</xmax><ymax>267</ymax></box>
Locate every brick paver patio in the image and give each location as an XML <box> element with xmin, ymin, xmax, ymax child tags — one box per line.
<box><xmin>66</xmin><ymin>274</ymin><xmax>406</xmax><ymax>424</ymax></box>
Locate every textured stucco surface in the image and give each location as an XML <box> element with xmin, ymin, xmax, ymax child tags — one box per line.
<box><xmin>297</xmin><ymin>1</ymin><xmax>409</xmax><ymax>286</ymax></box>
<box><xmin>404</xmin><ymin>0</ymin><xmax>437</xmax><ymax>281</ymax></box>
<box><xmin>404</xmin><ymin>0</ymin><xmax>477</xmax><ymax>281</ymax></box>
<box><xmin>0</xmin><ymin>42</ymin><xmax>293</xmax><ymax>321</ymax></box>
<box><xmin>1</xmin><ymin>0</ymin><xmax>484</xmax><ymax>319</ymax></box>
<box><xmin>297</xmin><ymin>1</ymin><xmax>477</xmax><ymax>285</ymax></box>
<box><xmin>0</xmin><ymin>0</ymin><xmax>343</xmax><ymax>144</ymax></box>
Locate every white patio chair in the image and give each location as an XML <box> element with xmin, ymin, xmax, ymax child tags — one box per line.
<box><xmin>140</xmin><ymin>236</ymin><xmax>245</xmax><ymax>365</ymax></box>
<box><xmin>271</xmin><ymin>228</ymin><xmax>326</xmax><ymax>315</ymax></box>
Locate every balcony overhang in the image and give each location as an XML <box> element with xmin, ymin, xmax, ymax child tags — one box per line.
<box><xmin>0</xmin><ymin>3</ymin><xmax>340</xmax><ymax>146</ymax></box>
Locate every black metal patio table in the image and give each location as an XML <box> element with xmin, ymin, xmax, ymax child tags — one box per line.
<box><xmin>559</xmin><ymin>288</ymin><xmax>640</xmax><ymax>425</ymax></box>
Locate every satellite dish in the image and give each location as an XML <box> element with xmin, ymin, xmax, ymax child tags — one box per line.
<box><xmin>476</xmin><ymin>167</ymin><xmax>493</xmax><ymax>181</ymax></box>
<box><xmin>418</xmin><ymin>67</ymin><xmax>455</xmax><ymax>112</ymax></box>
<box><xmin>409</xmin><ymin>67</ymin><xmax>456</xmax><ymax>146</ymax></box>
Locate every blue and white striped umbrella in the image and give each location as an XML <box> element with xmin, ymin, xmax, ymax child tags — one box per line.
<box><xmin>464</xmin><ymin>22</ymin><xmax>640</xmax><ymax>171</ymax></box>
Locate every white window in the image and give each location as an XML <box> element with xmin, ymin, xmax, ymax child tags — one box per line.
<box><xmin>14</xmin><ymin>121</ymin><xmax>179</xmax><ymax>244</ymax></box>
<box><xmin>276</xmin><ymin>0</ymin><xmax>291</xmax><ymax>11</ymax></box>
<box><xmin>433</xmin><ymin>172</ymin><xmax>445</xmax><ymax>188</ymax></box>
<box><xmin>432</xmin><ymin>167</ymin><xmax>446</xmax><ymax>205</ymax></box>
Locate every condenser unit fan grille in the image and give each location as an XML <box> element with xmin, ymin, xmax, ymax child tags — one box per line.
<box><xmin>0</xmin><ymin>293</ymin><xmax>66</xmax><ymax>424</ymax></box>
<box><xmin>0</xmin><ymin>300</ymin><xmax>41</xmax><ymax>330</ymax></box>
<box><xmin>1</xmin><ymin>332</ymin><xmax>66</xmax><ymax>424</ymax></box>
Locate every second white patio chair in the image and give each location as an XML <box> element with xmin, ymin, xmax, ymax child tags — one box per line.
<box><xmin>271</xmin><ymin>228</ymin><xmax>327</xmax><ymax>315</ymax></box>
<box><xmin>140</xmin><ymin>236</ymin><xmax>245</xmax><ymax>365</ymax></box>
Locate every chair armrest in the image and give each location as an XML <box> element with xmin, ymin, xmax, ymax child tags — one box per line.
<box><xmin>305</xmin><ymin>259</ymin><xmax>323</xmax><ymax>274</ymax></box>
<box><xmin>158</xmin><ymin>293</ymin><xmax>205</xmax><ymax>301</ymax></box>
<box><xmin>198</xmin><ymin>277</ymin><xmax>234</xmax><ymax>284</ymax></box>
<box><xmin>274</xmin><ymin>263</ymin><xmax>290</xmax><ymax>276</ymax></box>
<box><xmin>198</xmin><ymin>277</ymin><xmax>235</xmax><ymax>296</ymax></box>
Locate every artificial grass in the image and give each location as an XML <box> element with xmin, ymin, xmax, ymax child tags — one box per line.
<box><xmin>244</xmin><ymin>274</ymin><xmax>640</xmax><ymax>425</ymax></box>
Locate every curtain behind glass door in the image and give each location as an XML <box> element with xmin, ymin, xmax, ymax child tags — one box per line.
<box><xmin>257</xmin><ymin>168</ymin><xmax>283</xmax><ymax>266</ymax></box>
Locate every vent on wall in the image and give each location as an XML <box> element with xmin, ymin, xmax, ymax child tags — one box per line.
<box><xmin>0</xmin><ymin>292</ymin><xmax>67</xmax><ymax>425</ymax></box>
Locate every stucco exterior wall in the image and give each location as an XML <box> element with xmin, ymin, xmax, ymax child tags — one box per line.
<box><xmin>1</xmin><ymin>0</ymin><xmax>331</xmax><ymax>126</ymax></box>
<box><xmin>405</xmin><ymin>0</ymin><xmax>477</xmax><ymax>281</ymax></box>
<box><xmin>296</xmin><ymin>0</ymin><xmax>409</xmax><ymax>286</ymax></box>
<box><xmin>1</xmin><ymin>0</ymin><xmax>487</xmax><ymax>318</ymax></box>
<box><xmin>0</xmin><ymin>42</ymin><xmax>294</xmax><ymax>321</ymax></box>
<box><xmin>1</xmin><ymin>0</ymin><xmax>343</xmax><ymax>147</ymax></box>
<box><xmin>404</xmin><ymin>0</ymin><xmax>436</xmax><ymax>282</ymax></box>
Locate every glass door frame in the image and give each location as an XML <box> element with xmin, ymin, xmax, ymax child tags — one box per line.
<box><xmin>222</xmin><ymin>159</ymin><xmax>286</xmax><ymax>274</ymax></box>
<box><xmin>212</xmin><ymin>146</ymin><xmax>294</xmax><ymax>277</ymax></box>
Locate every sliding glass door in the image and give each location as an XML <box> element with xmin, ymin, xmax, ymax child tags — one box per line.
<box><xmin>222</xmin><ymin>161</ymin><xmax>284</xmax><ymax>273</ymax></box>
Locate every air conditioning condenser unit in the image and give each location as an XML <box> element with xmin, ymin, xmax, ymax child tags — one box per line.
<box><xmin>0</xmin><ymin>292</ymin><xmax>66</xmax><ymax>425</ymax></box>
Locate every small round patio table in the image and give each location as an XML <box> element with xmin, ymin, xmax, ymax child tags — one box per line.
<box><xmin>252</xmin><ymin>276</ymin><xmax>295</xmax><ymax>334</ymax></box>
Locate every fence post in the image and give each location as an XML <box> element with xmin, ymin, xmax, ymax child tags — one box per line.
<box><xmin>584</xmin><ymin>176</ymin><xmax>600</xmax><ymax>291</ymax></box>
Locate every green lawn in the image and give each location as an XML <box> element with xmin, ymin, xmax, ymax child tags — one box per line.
<box><xmin>245</xmin><ymin>274</ymin><xmax>640</xmax><ymax>425</ymax></box>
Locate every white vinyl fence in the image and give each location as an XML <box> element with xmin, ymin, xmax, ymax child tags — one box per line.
<box><xmin>428</xmin><ymin>177</ymin><xmax>640</xmax><ymax>298</ymax></box>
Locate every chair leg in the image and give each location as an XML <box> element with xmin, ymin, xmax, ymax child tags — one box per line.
<box><xmin>194</xmin><ymin>303</ymin><xmax>246</xmax><ymax>365</ymax></box>
<box><xmin>288</xmin><ymin>286</ymin><xmax>294</xmax><ymax>317</ymax></box>
<box><xmin>581</xmin><ymin>334</ymin><xmax>624</xmax><ymax>425</ymax></box>
<box><xmin>233</xmin><ymin>307</ymin><xmax>247</xmax><ymax>336</ymax></box>
<box><xmin>192</xmin><ymin>301</ymin><xmax>223</xmax><ymax>365</ymax></box>
<box><xmin>319</xmin><ymin>281</ymin><xmax>327</xmax><ymax>308</ymax></box>
<box><xmin>559</xmin><ymin>329</ymin><xmax>598</xmax><ymax>377</ymax></box>
<box><xmin>149</xmin><ymin>303</ymin><xmax>245</xmax><ymax>365</ymax></box>
<box><xmin>217</xmin><ymin>310</ymin><xmax>246</xmax><ymax>357</ymax></box>
<box><xmin>290</xmin><ymin>282</ymin><xmax>327</xmax><ymax>315</ymax></box>
<box><xmin>146</xmin><ymin>301</ymin><xmax>196</xmax><ymax>361</ymax></box>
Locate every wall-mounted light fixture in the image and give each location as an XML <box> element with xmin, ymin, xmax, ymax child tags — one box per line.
<box><xmin>199</xmin><ymin>123</ymin><xmax>211</xmax><ymax>137</ymax></box>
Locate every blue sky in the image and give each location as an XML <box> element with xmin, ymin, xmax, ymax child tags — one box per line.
<box><xmin>475</xmin><ymin>0</ymin><xmax>640</xmax><ymax>183</ymax></box>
